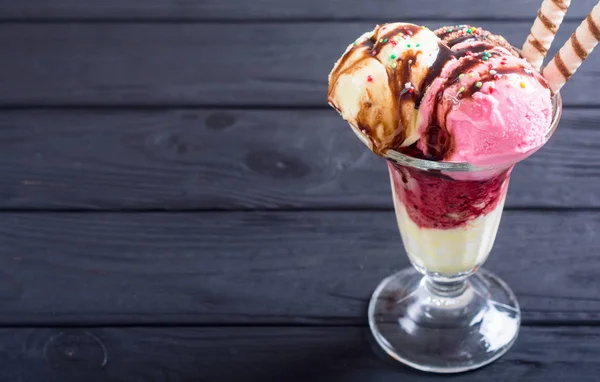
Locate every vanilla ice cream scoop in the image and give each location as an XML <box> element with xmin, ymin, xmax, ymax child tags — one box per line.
<box><xmin>327</xmin><ymin>23</ymin><xmax>440</xmax><ymax>155</ymax></box>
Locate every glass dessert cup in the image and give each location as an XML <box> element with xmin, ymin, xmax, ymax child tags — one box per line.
<box><xmin>368</xmin><ymin>95</ymin><xmax>562</xmax><ymax>373</ymax></box>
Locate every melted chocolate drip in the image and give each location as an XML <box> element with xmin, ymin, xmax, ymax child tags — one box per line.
<box><xmin>423</xmin><ymin>123</ymin><xmax>452</xmax><ymax>160</ymax></box>
<box><xmin>420</xmin><ymin>49</ymin><xmax>503</xmax><ymax>160</ymax></box>
<box><xmin>447</xmin><ymin>35</ymin><xmax>479</xmax><ymax>48</ymax></box>
<box><xmin>435</xmin><ymin>25</ymin><xmax>520</xmax><ymax>57</ymax></box>
<box><xmin>374</xmin><ymin>24</ymin><xmax>424</xmax><ymax>154</ymax></box>
<box><xmin>453</xmin><ymin>42</ymin><xmax>495</xmax><ymax>57</ymax></box>
<box><xmin>385</xmin><ymin>50</ymin><xmax>420</xmax><ymax>151</ymax></box>
<box><xmin>358</xmin><ymin>36</ymin><xmax>377</xmax><ymax>50</ymax></box>
<box><xmin>417</xmin><ymin>43</ymin><xmax>453</xmax><ymax>109</ymax></box>
<box><xmin>377</xmin><ymin>24</ymin><xmax>422</xmax><ymax>48</ymax></box>
<box><xmin>329</xmin><ymin>23</ymin><xmax>425</xmax><ymax>155</ymax></box>
<box><xmin>327</xmin><ymin>37</ymin><xmax>375</xmax><ymax>100</ymax></box>
<box><xmin>416</xmin><ymin>42</ymin><xmax>497</xmax><ymax>107</ymax></box>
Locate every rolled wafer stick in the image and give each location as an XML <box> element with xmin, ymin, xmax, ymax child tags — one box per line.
<box><xmin>522</xmin><ymin>0</ymin><xmax>571</xmax><ymax>70</ymax></box>
<box><xmin>543</xmin><ymin>1</ymin><xmax>600</xmax><ymax>94</ymax></box>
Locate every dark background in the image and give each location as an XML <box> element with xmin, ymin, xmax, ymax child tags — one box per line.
<box><xmin>1</xmin><ymin>0</ymin><xmax>600</xmax><ymax>381</ymax></box>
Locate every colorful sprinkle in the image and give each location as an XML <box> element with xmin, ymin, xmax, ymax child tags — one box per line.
<box><xmin>404</xmin><ymin>82</ymin><xmax>412</xmax><ymax>89</ymax></box>
<box><xmin>367</xmin><ymin>75</ymin><xmax>373</xmax><ymax>82</ymax></box>
<box><xmin>383</xmin><ymin>38</ymin><xmax>389</xmax><ymax>43</ymax></box>
<box><xmin>391</xmin><ymin>62</ymin><xmax>397</xmax><ymax>68</ymax></box>
<box><xmin>489</xmin><ymin>86</ymin><xmax>495</xmax><ymax>94</ymax></box>
<box><xmin>408</xmin><ymin>59</ymin><xmax>413</xmax><ymax>64</ymax></box>
<box><xmin>391</xmin><ymin>40</ymin><xmax>398</xmax><ymax>47</ymax></box>
<box><xmin>458</xmin><ymin>86</ymin><xmax>465</xmax><ymax>93</ymax></box>
<box><xmin>482</xmin><ymin>56</ymin><xmax>489</xmax><ymax>61</ymax></box>
<box><xmin>390</xmin><ymin>54</ymin><xmax>397</xmax><ymax>59</ymax></box>
<box><xmin>468</xmin><ymin>73</ymin><xmax>475</xmax><ymax>78</ymax></box>
<box><xmin>489</xmin><ymin>70</ymin><xmax>497</xmax><ymax>75</ymax></box>
<box><xmin>476</xmin><ymin>81</ymin><xmax>483</xmax><ymax>88</ymax></box>
<box><xmin>458</xmin><ymin>73</ymin><xmax>465</xmax><ymax>80</ymax></box>
<box><xmin>379</xmin><ymin>38</ymin><xmax>384</xmax><ymax>43</ymax></box>
<box><xmin>407</xmin><ymin>44</ymin><xmax>411</xmax><ymax>48</ymax></box>
<box><xmin>520</xmin><ymin>82</ymin><xmax>526</xmax><ymax>88</ymax></box>
<box><xmin>446</xmin><ymin>28</ymin><xmax>453</xmax><ymax>33</ymax></box>
<box><xmin>500</xmin><ymin>61</ymin><xmax>506</xmax><ymax>65</ymax></box>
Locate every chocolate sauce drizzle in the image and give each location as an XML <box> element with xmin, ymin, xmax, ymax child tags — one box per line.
<box><xmin>376</xmin><ymin>24</ymin><xmax>423</xmax><ymax>153</ymax></box>
<box><xmin>417</xmin><ymin>43</ymin><xmax>453</xmax><ymax>109</ymax></box>
<box><xmin>421</xmin><ymin>54</ymin><xmax>484</xmax><ymax>160</ymax></box>
<box><xmin>328</xmin><ymin>23</ymin><xmax>423</xmax><ymax>155</ymax></box>
<box><xmin>386</xmin><ymin>49</ymin><xmax>422</xmax><ymax>149</ymax></box>
<box><xmin>327</xmin><ymin>35</ymin><xmax>376</xmax><ymax>99</ymax></box>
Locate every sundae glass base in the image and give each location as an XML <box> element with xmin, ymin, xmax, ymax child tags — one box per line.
<box><xmin>368</xmin><ymin>266</ymin><xmax>520</xmax><ymax>373</ymax></box>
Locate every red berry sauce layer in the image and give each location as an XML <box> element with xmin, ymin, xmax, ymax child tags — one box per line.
<box><xmin>389</xmin><ymin>162</ymin><xmax>511</xmax><ymax>229</ymax></box>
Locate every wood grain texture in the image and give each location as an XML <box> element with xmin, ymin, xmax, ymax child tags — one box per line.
<box><xmin>0</xmin><ymin>0</ymin><xmax>595</xmax><ymax>21</ymax></box>
<box><xmin>0</xmin><ymin>211</ymin><xmax>599</xmax><ymax>325</ymax></box>
<box><xmin>0</xmin><ymin>21</ymin><xmax>596</xmax><ymax>107</ymax></box>
<box><xmin>0</xmin><ymin>326</ymin><xmax>599</xmax><ymax>381</ymax></box>
<box><xmin>1</xmin><ymin>108</ymin><xmax>597</xmax><ymax>210</ymax></box>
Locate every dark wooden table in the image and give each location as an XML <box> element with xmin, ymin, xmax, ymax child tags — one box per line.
<box><xmin>1</xmin><ymin>0</ymin><xmax>600</xmax><ymax>380</ymax></box>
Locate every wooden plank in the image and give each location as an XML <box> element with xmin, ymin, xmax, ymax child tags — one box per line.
<box><xmin>0</xmin><ymin>0</ymin><xmax>595</xmax><ymax>21</ymax></box>
<box><xmin>0</xmin><ymin>21</ymin><xmax>596</xmax><ymax>107</ymax></box>
<box><xmin>0</xmin><ymin>211</ymin><xmax>599</xmax><ymax>325</ymax></box>
<box><xmin>1</xmin><ymin>326</ymin><xmax>599</xmax><ymax>381</ymax></box>
<box><xmin>1</xmin><ymin>108</ymin><xmax>597</xmax><ymax>210</ymax></box>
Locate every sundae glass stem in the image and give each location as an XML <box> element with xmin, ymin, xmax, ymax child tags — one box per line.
<box><xmin>425</xmin><ymin>274</ymin><xmax>468</xmax><ymax>297</ymax></box>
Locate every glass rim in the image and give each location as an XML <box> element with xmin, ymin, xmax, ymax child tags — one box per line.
<box><xmin>385</xmin><ymin>93</ymin><xmax>562</xmax><ymax>172</ymax></box>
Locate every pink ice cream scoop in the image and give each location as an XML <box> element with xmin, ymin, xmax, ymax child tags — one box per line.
<box><xmin>417</xmin><ymin>26</ymin><xmax>553</xmax><ymax>166</ymax></box>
